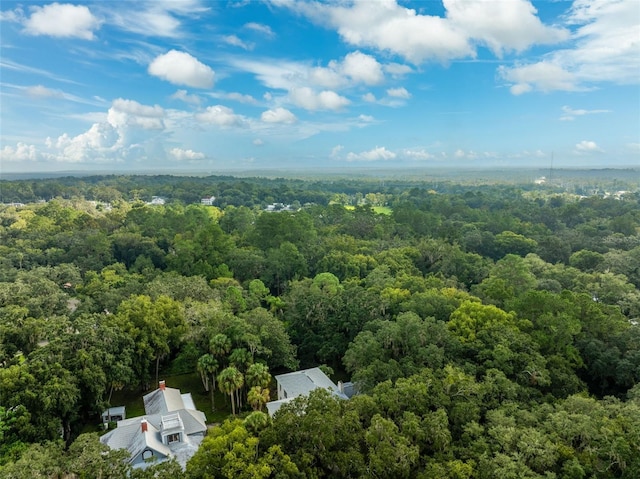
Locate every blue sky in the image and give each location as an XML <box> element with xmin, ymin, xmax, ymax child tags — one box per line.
<box><xmin>1</xmin><ymin>0</ymin><xmax>638</xmax><ymax>173</ymax></box>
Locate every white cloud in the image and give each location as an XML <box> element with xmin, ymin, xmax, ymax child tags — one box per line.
<box><xmin>627</xmin><ymin>143</ymin><xmax>640</xmax><ymax>152</ymax></box>
<box><xmin>282</xmin><ymin>0</ymin><xmax>565</xmax><ymax>64</ymax></box>
<box><xmin>346</xmin><ymin>146</ymin><xmax>396</xmax><ymax>162</ymax></box>
<box><xmin>289</xmin><ymin>87</ymin><xmax>350</xmax><ymax>111</ymax></box>
<box><xmin>22</xmin><ymin>3</ymin><xmax>100</xmax><ymax>40</ymax></box>
<box><xmin>444</xmin><ymin>0</ymin><xmax>568</xmax><ymax>57</ymax></box>
<box><xmin>575</xmin><ymin>140</ymin><xmax>604</xmax><ymax>153</ymax></box>
<box><xmin>261</xmin><ymin>107</ymin><xmax>297</xmax><ymax>124</ymax></box>
<box><xmin>293</xmin><ymin>0</ymin><xmax>472</xmax><ymax>64</ymax></box>
<box><xmin>225</xmin><ymin>92</ymin><xmax>258</xmax><ymax>104</ymax></box>
<box><xmin>499</xmin><ymin>0</ymin><xmax>640</xmax><ymax>94</ymax></box>
<box><xmin>105</xmin><ymin>1</ymin><xmax>209</xmax><ymax>38</ymax></box>
<box><xmin>559</xmin><ymin>105</ymin><xmax>610</xmax><ymax>121</ymax></box>
<box><xmin>498</xmin><ymin>62</ymin><xmax>580</xmax><ymax>95</ymax></box>
<box><xmin>195</xmin><ymin>105</ymin><xmax>245</xmax><ymax>127</ymax></box>
<box><xmin>171</xmin><ymin>89</ymin><xmax>202</xmax><ymax>105</ymax></box>
<box><xmin>170</xmin><ymin>147</ymin><xmax>205</xmax><ymax>161</ymax></box>
<box><xmin>148</xmin><ymin>50</ymin><xmax>215</xmax><ymax>89</ymax></box>
<box><xmin>454</xmin><ymin>149</ymin><xmax>479</xmax><ymax>159</ymax></box>
<box><xmin>232</xmin><ymin>52</ymin><xmax>385</xmax><ymax>97</ymax></box>
<box><xmin>384</xmin><ymin>63</ymin><xmax>413</xmax><ymax>77</ymax></box>
<box><xmin>358</xmin><ymin>114</ymin><xmax>374</xmax><ymax>123</ymax></box>
<box><xmin>222</xmin><ymin>34</ymin><xmax>254</xmax><ymax>50</ymax></box>
<box><xmin>107</xmin><ymin>98</ymin><xmax>165</xmax><ymax>130</ymax></box>
<box><xmin>24</xmin><ymin>85</ymin><xmax>64</xmax><ymax>98</ymax></box>
<box><xmin>387</xmin><ymin>87</ymin><xmax>411</xmax><ymax>99</ymax></box>
<box><xmin>362</xmin><ymin>92</ymin><xmax>376</xmax><ymax>102</ymax></box>
<box><xmin>0</xmin><ymin>142</ymin><xmax>39</xmax><ymax>162</ymax></box>
<box><xmin>403</xmin><ymin>148</ymin><xmax>435</xmax><ymax>160</ymax></box>
<box><xmin>244</xmin><ymin>22</ymin><xmax>274</xmax><ymax>37</ymax></box>
<box><xmin>331</xmin><ymin>144</ymin><xmax>344</xmax><ymax>157</ymax></box>
<box><xmin>341</xmin><ymin>51</ymin><xmax>384</xmax><ymax>85</ymax></box>
<box><xmin>253</xmin><ymin>138</ymin><xmax>264</xmax><ymax>146</ymax></box>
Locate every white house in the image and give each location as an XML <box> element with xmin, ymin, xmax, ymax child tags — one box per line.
<box><xmin>100</xmin><ymin>381</ymin><xmax>207</xmax><ymax>470</ymax></box>
<box><xmin>266</xmin><ymin>367</ymin><xmax>351</xmax><ymax>416</ymax></box>
<box><xmin>200</xmin><ymin>196</ymin><xmax>215</xmax><ymax>206</ymax></box>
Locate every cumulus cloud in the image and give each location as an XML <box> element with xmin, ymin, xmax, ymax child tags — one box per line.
<box><xmin>387</xmin><ymin>87</ymin><xmax>411</xmax><ymax>99</ymax></box>
<box><xmin>1</xmin><ymin>142</ymin><xmax>40</xmax><ymax>162</ymax></box>
<box><xmin>253</xmin><ymin>138</ymin><xmax>264</xmax><ymax>146</ymax></box>
<box><xmin>232</xmin><ymin>51</ymin><xmax>385</xmax><ymax>98</ymax></box>
<box><xmin>403</xmin><ymin>148</ymin><xmax>435</xmax><ymax>160</ymax></box>
<box><xmin>281</xmin><ymin>0</ymin><xmax>566</xmax><ymax>65</ymax></box>
<box><xmin>454</xmin><ymin>149</ymin><xmax>479</xmax><ymax>159</ymax></box>
<box><xmin>195</xmin><ymin>105</ymin><xmax>245</xmax><ymax>127</ymax></box>
<box><xmin>22</xmin><ymin>3</ymin><xmax>100</xmax><ymax>39</ymax></box>
<box><xmin>444</xmin><ymin>0</ymin><xmax>568</xmax><ymax>56</ymax></box>
<box><xmin>2</xmin><ymin>97</ymin><xmax>173</xmax><ymax>165</ymax></box>
<box><xmin>148</xmin><ymin>50</ymin><xmax>215</xmax><ymax>89</ymax></box>
<box><xmin>330</xmin><ymin>144</ymin><xmax>344</xmax><ymax>157</ymax></box>
<box><xmin>341</xmin><ymin>51</ymin><xmax>384</xmax><ymax>85</ymax></box>
<box><xmin>107</xmin><ymin>98</ymin><xmax>165</xmax><ymax>130</ymax></box>
<box><xmin>346</xmin><ymin>146</ymin><xmax>396</xmax><ymax>161</ymax></box>
<box><xmin>559</xmin><ymin>105</ymin><xmax>611</xmax><ymax>121</ymax></box>
<box><xmin>362</xmin><ymin>92</ymin><xmax>376</xmax><ymax>102</ymax></box>
<box><xmin>499</xmin><ymin>0</ymin><xmax>639</xmax><ymax>94</ymax></box>
<box><xmin>498</xmin><ymin>62</ymin><xmax>580</xmax><ymax>95</ymax></box>
<box><xmin>289</xmin><ymin>87</ymin><xmax>350</xmax><ymax>111</ymax></box>
<box><xmin>170</xmin><ymin>147</ymin><xmax>205</xmax><ymax>161</ymax></box>
<box><xmin>261</xmin><ymin>107</ymin><xmax>297</xmax><ymax>124</ymax></box>
<box><xmin>575</xmin><ymin>140</ymin><xmax>603</xmax><ymax>153</ymax></box>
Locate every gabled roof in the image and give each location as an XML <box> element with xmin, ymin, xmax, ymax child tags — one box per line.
<box><xmin>275</xmin><ymin>367</ymin><xmax>347</xmax><ymax>399</ymax></box>
<box><xmin>101</xmin><ymin>383</ymin><xmax>207</xmax><ymax>469</ymax></box>
<box><xmin>144</xmin><ymin>387</ymin><xmax>186</xmax><ymax>415</ymax></box>
<box><xmin>100</xmin><ymin>419</ymin><xmax>171</xmax><ymax>463</ymax></box>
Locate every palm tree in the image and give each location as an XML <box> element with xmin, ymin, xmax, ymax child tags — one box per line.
<box><xmin>229</xmin><ymin>347</ymin><xmax>253</xmax><ymax>373</ymax></box>
<box><xmin>197</xmin><ymin>353</ymin><xmax>219</xmax><ymax>411</ymax></box>
<box><xmin>218</xmin><ymin>366</ymin><xmax>244</xmax><ymax>415</ymax></box>
<box><xmin>209</xmin><ymin>333</ymin><xmax>231</xmax><ymax>359</ymax></box>
<box><xmin>247</xmin><ymin>386</ymin><xmax>270</xmax><ymax>412</ymax></box>
<box><xmin>245</xmin><ymin>363</ymin><xmax>272</xmax><ymax>390</ymax></box>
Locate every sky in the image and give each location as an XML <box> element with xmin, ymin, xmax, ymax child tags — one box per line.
<box><xmin>0</xmin><ymin>0</ymin><xmax>639</xmax><ymax>174</ymax></box>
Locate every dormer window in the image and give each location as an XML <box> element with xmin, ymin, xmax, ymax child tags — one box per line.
<box><xmin>166</xmin><ymin>433</ymin><xmax>181</xmax><ymax>444</ymax></box>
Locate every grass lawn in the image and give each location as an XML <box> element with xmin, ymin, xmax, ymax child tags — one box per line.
<box><xmin>372</xmin><ymin>206</ymin><xmax>393</xmax><ymax>215</ymax></box>
<box><xmin>342</xmin><ymin>205</ymin><xmax>392</xmax><ymax>215</ymax></box>
<box><xmin>109</xmin><ymin>373</ymin><xmax>232</xmax><ymax>424</ymax></box>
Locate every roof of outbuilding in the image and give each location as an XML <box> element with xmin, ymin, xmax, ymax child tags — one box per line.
<box><xmin>275</xmin><ymin>367</ymin><xmax>346</xmax><ymax>398</ymax></box>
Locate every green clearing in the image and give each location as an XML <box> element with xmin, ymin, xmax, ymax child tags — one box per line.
<box><xmin>343</xmin><ymin>205</ymin><xmax>392</xmax><ymax>215</ymax></box>
<box><xmin>372</xmin><ymin>206</ymin><xmax>392</xmax><ymax>215</ymax></box>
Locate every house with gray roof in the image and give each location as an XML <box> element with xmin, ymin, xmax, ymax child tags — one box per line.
<box><xmin>266</xmin><ymin>367</ymin><xmax>352</xmax><ymax>416</ymax></box>
<box><xmin>100</xmin><ymin>380</ymin><xmax>207</xmax><ymax>470</ymax></box>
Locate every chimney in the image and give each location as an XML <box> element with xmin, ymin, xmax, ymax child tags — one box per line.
<box><xmin>159</xmin><ymin>380</ymin><xmax>166</xmax><ymax>391</ymax></box>
<box><xmin>141</xmin><ymin>418</ymin><xmax>148</xmax><ymax>433</ymax></box>
<box><xmin>337</xmin><ymin>380</ymin><xmax>344</xmax><ymax>393</ymax></box>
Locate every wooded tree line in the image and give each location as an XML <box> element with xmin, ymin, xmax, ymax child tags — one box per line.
<box><xmin>0</xmin><ymin>174</ymin><xmax>639</xmax><ymax>477</ymax></box>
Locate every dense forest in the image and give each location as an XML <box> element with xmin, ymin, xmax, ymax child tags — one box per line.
<box><xmin>1</xmin><ymin>172</ymin><xmax>639</xmax><ymax>478</ymax></box>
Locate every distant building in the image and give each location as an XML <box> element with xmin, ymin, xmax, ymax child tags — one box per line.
<box><xmin>102</xmin><ymin>406</ymin><xmax>126</xmax><ymax>424</ymax></box>
<box><xmin>265</xmin><ymin>202</ymin><xmax>295</xmax><ymax>212</ymax></box>
<box><xmin>200</xmin><ymin>196</ymin><xmax>216</xmax><ymax>206</ymax></box>
<box><xmin>100</xmin><ymin>380</ymin><xmax>207</xmax><ymax>470</ymax></box>
<box><xmin>266</xmin><ymin>367</ymin><xmax>353</xmax><ymax>416</ymax></box>
<box><xmin>148</xmin><ymin>196</ymin><xmax>165</xmax><ymax>205</ymax></box>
